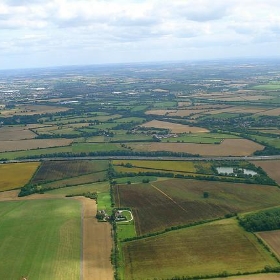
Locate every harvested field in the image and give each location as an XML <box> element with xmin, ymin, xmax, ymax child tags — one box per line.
<box><xmin>114</xmin><ymin>179</ymin><xmax>280</xmax><ymax>235</ymax></box>
<box><xmin>113</xmin><ymin>160</ymin><xmax>196</xmax><ymax>173</ymax></box>
<box><xmin>255</xmin><ymin>107</ymin><xmax>280</xmax><ymax>116</ymax></box>
<box><xmin>31</xmin><ymin>160</ymin><xmax>108</xmax><ymax>184</ymax></box>
<box><xmin>79</xmin><ymin>197</ymin><xmax>113</xmax><ymax>280</ymax></box>
<box><xmin>0</xmin><ymin>126</ymin><xmax>37</xmax><ymax>140</ymax></box>
<box><xmin>129</xmin><ymin>139</ymin><xmax>264</xmax><ymax>156</ymax></box>
<box><xmin>252</xmin><ymin>160</ymin><xmax>280</xmax><ymax>184</ymax></box>
<box><xmin>0</xmin><ymin>138</ymin><xmax>73</xmax><ymax>152</ymax></box>
<box><xmin>0</xmin><ymin>162</ymin><xmax>40</xmax><ymax>191</ymax></box>
<box><xmin>140</xmin><ymin>120</ymin><xmax>209</xmax><ymax>133</ymax></box>
<box><xmin>145</xmin><ymin>109</ymin><xmax>208</xmax><ymax>117</ymax></box>
<box><xmin>122</xmin><ymin>219</ymin><xmax>278</xmax><ymax>279</ymax></box>
<box><xmin>257</xmin><ymin>230</ymin><xmax>280</xmax><ymax>260</ymax></box>
<box><xmin>1</xmin><ymin>104</ymin><xmax>70</xmax><ymax>116</ymax></box>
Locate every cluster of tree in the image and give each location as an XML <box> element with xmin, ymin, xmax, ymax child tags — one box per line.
<box><xmin>65</xmin><ymin>192</ymin><xmax>97</xmax><ymax>200</ymax></box>
<box><xmin>18</xmin><ymin>183</ymin><xmax>41</xmax><ymax>197</ymax></box>
<box><xmin>113</xmin><ymin>170</ymin><xmax>276</xmax><ymax>186</ymax></box>
<box><xmin>239</xmin><ymin>207</ymin><xmax>280</xmax><ymax>232</ymax></box>
<box><xmin>254</xmin><ymin>146</ymin><xmax>280</xmax><ymax>156</ymax></box>
<box><xmin>17</xmin><ymin>150</ymin><xmax>199</xmax><ymax>160</ymax></box>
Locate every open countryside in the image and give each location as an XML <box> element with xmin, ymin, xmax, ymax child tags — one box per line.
<box><xmin>0</xmin><ymin>60</ymin><xmax>280</xmax><ymax>280</ymax></box>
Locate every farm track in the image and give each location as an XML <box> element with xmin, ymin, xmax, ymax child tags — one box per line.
<box><xmin>0</xmin><ymin>191</ymin><xmax>114</xmax><ymax>280</ymax></box>
<box><xmin>150</xmin><ymin>183</ymin><xmax>189</xmax><ymax>214</ymax></box>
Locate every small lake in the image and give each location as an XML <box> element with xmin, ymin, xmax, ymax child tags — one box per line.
<box><xmin>216</xmin><ymin>167</ymin><xmax>258</xmax><ymax>176</ymax></box>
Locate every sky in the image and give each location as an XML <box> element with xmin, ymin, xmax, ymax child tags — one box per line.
<box><xmin>0</xmin><ymin>0</ymin><xmax>280</xmax><ymax>70</ymax></box>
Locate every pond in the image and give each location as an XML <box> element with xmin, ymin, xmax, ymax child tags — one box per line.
<box><xmin>216</xmin><ymin>167</ymin><xmax>258</xmax><ymax>176</ymax></box>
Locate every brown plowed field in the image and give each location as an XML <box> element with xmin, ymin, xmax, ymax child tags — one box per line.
<box><xmin>0</xmin><ymin>126</ymin><xmax>37</xmax><ymax>140</ymax></box>
<box><xmin>129</xmin><ymin>139</ymin><xmax>263</xmax><ymax>156</ymax></box>
<box><xmin>0</xmin><ymin>138</ymin><xmax>72</xmax><ymax>152</ymax></box>
<box><xmin>257</xmin><ymin>230</ymin><xmax>280</xmax><ymax>260</ymax></box>
<box><xmin>252</xmin><ymin>160</ymin><xmax>280</xmax><ymax>184</ymax></box>
<box><xmin>114</xmin><ymin>179</ymin><xmax>280</xmax><ymax>235</ymax></box>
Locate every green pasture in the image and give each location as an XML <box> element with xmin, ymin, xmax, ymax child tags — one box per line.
<box><xmin>47</xmin><ymin>181</ymin><xmax>110</xmax><ymax>195</ymax></box>
<box><xmin>122</xmin><ymin>219</ymin><xmax>278</xmax><ymax>279</ymax></box>
<box><xmin>113</xmin><ymin>117</ymin><xmax>145</xmax><ymax>123</ymax></box>
<box><xmin>0</xmin><ymin>199</ymin><xmax>81</xmax><ymax>280</ymax></box>
<box><xmin>252</xmin><ymin>84</ymin><xmax>280</xmax><ymax>90</ymax></box>
<box><xmin>72</xmin><ymin>142</ymin><xmax>126</xmax><ymax>152</ymax></box>
<box><xmin>252</xmin><ymin>135</ymin><xmax>280</xmax><ymax>148</ymax></box>
<box><xmin>130</xmin><ymin>105</ymin><xmax>149</xmax><ymax>112</ymax></box>
<box><xmin>86</xmin><ymin>136</ymin><xmax>106</xmax><ymax>142</ymax></box>
<box><xmin>110</xmin><ymin>134</ymin><xmax>153</xmax><ymax>142</ymax></box>
<box><xmin>117</xmin><ymin>223</ymin><xmax>136</xmax><ymax>241</ymax></box>
<box><xmin>41</xmin><ymin>171</ymin><xmax>107</xmax><ymax>190</ymax></box>
<box><xmin>0</xmin><ymin>146</ymin><xmax>72</xmax><ymax>160</ymax></box>
<box><xmin>97</xmin><ymin>192</ymin><xmax>112</xmax><ymax>213</ymax></box>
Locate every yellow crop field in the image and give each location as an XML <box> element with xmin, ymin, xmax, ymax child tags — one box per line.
<box><xmin>113</xmin><ymin>160</ymin><xmax>196</xmax><ymax>173</ymax></box>
<box><xmin>0</xmin><ymin>162</ymin><xmax>40</xmax><ymax>191</ymax></box>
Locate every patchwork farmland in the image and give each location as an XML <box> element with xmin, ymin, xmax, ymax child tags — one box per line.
<box><xmin>0</xmin><ymin>61</ymin><xmax>280</xmax><ymax>280</ymax></box>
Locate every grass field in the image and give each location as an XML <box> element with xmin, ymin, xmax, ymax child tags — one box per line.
<box><xmin>31</xmin><ymin>160</ymin><xmax>108</xmax><ymax>184</ymax></box>
<box><xmin>114</xmin><ymin>179</ymin><xmax>280</xmax><ymax>235</ymax></box>
<box><xmin>0</xmin><ymin>162</ymin><xmax>40</xmax><ymax>191</ymax></box>
<box><xmin>41</xmin><ymin>171</ymin><xmax>107</xmax><ymax>190</ymax></box>
<box><xmin>122</xmin><ymin>219</ymin><xmax>278</xmax><ymax>280</ymax></box>
<box><xmin>47</xmin><ymin>181</ymin><xmax>109</xmax><ymax>196</ymax></box>
<box><xmin>0</xmin><ymin>199</ymin><xmax>81</xmax><ymax>279</ymax></box>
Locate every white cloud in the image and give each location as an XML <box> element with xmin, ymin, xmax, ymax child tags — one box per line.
<box><xmin>0</xmin><ymin>0</ymin><xmax>280</xmax><ymax>69</ymax></box>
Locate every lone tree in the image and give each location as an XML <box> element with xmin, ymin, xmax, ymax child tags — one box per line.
<box><xmin>203</xmin><ymin>191</ymin><xmax>209</xmax><ymax>198</ymax></box>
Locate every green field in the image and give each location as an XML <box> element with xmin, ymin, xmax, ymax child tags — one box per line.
<box><xmin>0</xmin><ymin>199</ymin><xmax>81</xmax><ymax>279</ymax></box>
<box><xmin>122</xmin><ymin>219</ymin><xmax>278</xmax><ymax>279</ymax></box>
<box><xmin>252</xmin><ymin>84</ymin><xmax>280</xmax><ymax>90</ymax></box>
<box><xmin>47</xmin><ymin>181</ymin><xmax>109</xmax><ymax>195</ymax></box>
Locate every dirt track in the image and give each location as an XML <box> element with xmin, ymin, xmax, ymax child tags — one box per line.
<box><xmin>80</xmin><ymin>197</ymin><xmax>113</xmax><ymax>280</ymax></box>
<box><xmin>0</xmin><ymin>191</ymin><xmax>114</xmax><ymax>280</ymax></box>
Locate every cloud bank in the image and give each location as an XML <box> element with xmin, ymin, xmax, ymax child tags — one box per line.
<box><xmin>1</xmin><ymin>0</ymin><xmax>280</xmax><ymax>69</ymax></box>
